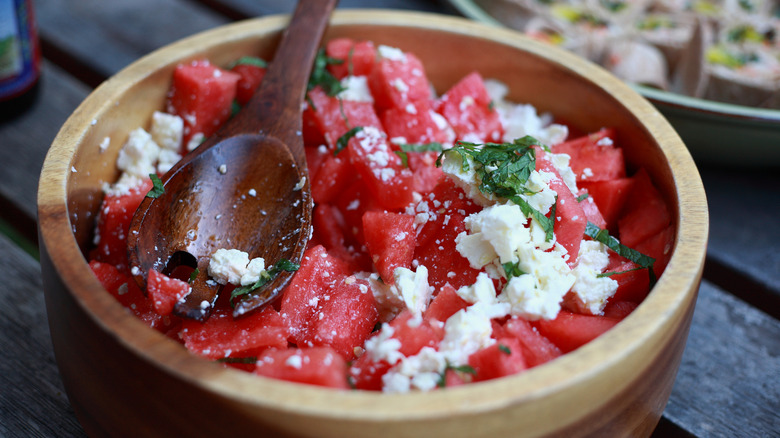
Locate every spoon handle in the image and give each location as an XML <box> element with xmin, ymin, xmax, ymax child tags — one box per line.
<box><xmin>230</xmin><ymin>0</ymin><xmax>338</xmax><ymax>165</ymax></box>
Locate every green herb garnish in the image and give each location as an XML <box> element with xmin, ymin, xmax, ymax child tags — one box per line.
<box><xmin>502</xmin><ymin>261</ymin><xmax>526</xmax><ymax>283</ymax></box>
<box><xmin>498</xmin><ymin>344</ymin><xmax>512</xmax><ymax>355</ymax></box>
<box><xmin>309</xmin><ymin>48</ymin><xmax>345</xmax><ymax>96</ymax></box>
<box><xmin>437</xmin><ymin>362</ymin><xmax>477</xmax><ymax>388</ymax></box>
<box><xmin>584</xmin><ymin>222</ymin><xmax>656</xmax><ymax>286</ymax></box>
<box><xmin>596</xmin><ymin>266</ymin><xmax>647</xmax><ymax>278</ymax></box>
<box><xmin>335</xmin><ymin>126</ymin><xmax>363</xmax><ymax>156</ymax></box>
<box><xmin>229</xmin><ymin>259</ymin><xmax>301</xmax><ymax>307</ymax></box>
<box><xmin>436</xmin><ymin>137</ymin><xmax>556</xmax><ymax>240</ymax></box>
<box><xmin>395</xmin><ymin>142</ymin><xmax>446</xmax><ymax>168</ymax></box>
<box><xmin>227</xmin><ymin>56</ymin><xmax>268</xmax><ymax>69</ymax></box>
<box><xmin>147</xmin><ymin>174</ymin><xmax>165</xmax><ymax>198</ymax></box>
<box><xmin>188</xmin><ymin>268</ymin><xmax>200</xmax><ymax>284</ymax></box>
<box><xmin>576</xmin><ymin>193</ymin><xmax>589</xmax><ymax>202</ymax></box>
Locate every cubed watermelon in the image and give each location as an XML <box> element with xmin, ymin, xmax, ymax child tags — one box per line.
<box><xmin>325</xmin><ymin>38</ymin><xmax>377</xmax><ymax>79</ymax></box>
<box><xmin>91</xmin><ymin>177</ymin><xmax>153</xmax><ymax>272</ymax></box>
<box><xmin>424</xmin><ymin>284</ymin><xmax>470</xmax><ymax>324</ymax></box>
<box><xmin>368</xmin><ymin>49</ymin><xmax>431</xmax><ymax>111</ymax></box>
<box><xmin>255</xmin><ymin>347</ymin><xmax>350</xmax><ymax>389</ymax></box>
<box><xmin>362</xmin><ymin>211</ymin><xmax>416</xmax><ymax>284</ymax></box>
<box><xmin>306</xmin><ymin>86</ymin><xmax>384</xmax><ymax>152</ymax></box>
<box><xmin>617</xmin><ymin>168</ymin><xmax>672</xmax><ymax>248</ymax></box>
<box><xmin>166</xmin><ymin>60</ymin><xmax>240</xmax><ymax>150</ymax></box>
<box><xmin>435</xmin><ymin>72</ymin><xmax>503</xmax><ymax>143</ymax></box>
<box><xmin>179</xmin><ymin>306</ymin><xmax>289</xmax><ymax>360</ymax></box>
<box><xmin>147</xmin><ymin>270</ymin><xmax>190</xmax><ymax>316</ymax></box>
<box><xmin>230</xmin><ymin>61</ymin><xmax>266</xmax><ymax>105</ymax></box>
<box><xmin>381</xmin><ymin>99</ymin><xmax>455</xmax><ymax>145</ymax></box>
<box><xmin>468</xmin><ymin>337</ymin><xmax>526</xmax><ymax>382</ymax></box>
<box><xmin>533</xmin><ymin>311</ymin><xmax>619</xmax><ymax>353</ymax></box>
<box><xmin>551</xmin><ymin>128</ymin><xmax>625</xmax><ymax>182</ymax></box>
<box><xmin>501</xmin><ymin>317</ymin><xmax>562</xmax><ymax>368</ymax></box>
<box><xmin>308</xmin><ymin>276</ymin><xmax>379</xmax><ymax>360</ymax></box>
<box><xmin>579</xmin><ymin>177</ymin><xmax>634</xmax><ymax>231</ymax></box>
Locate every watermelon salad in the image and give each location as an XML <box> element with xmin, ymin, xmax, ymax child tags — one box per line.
<box><xmin>88</xmin><ymin>38</ymin><xmax>674</xmax><ymax>392</ymax></box>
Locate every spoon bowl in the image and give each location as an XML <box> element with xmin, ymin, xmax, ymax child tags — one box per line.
<box><xmin>127</xmin><ymin>0</ymin><xmax>336</xmax><ymax>320</ymax></box>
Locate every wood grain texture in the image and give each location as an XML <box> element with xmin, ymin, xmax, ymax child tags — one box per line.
<box><xmin>36</xmin><ymin>11</ymin><xmax>707</xmax><ymax>438</ymax></box>
<box><xmin>0</xmin><ymin>234</ymin><xmax>86</xmax><ymax>438</ymax></box>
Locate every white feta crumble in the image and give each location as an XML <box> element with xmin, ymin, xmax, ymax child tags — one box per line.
<box><xmin>150</xmin><ymin>111</ymin><xmax>184</xmax><ymax>151</ymax></box>
<box><xmin>569</xmin><ymin>240</ymin><xmax>618</xmax><ymax>315</ymax></box>
<box><xmin>377</xmin><ymin>45</ymin><xmax>406</xmax><ymax>62</ymax></box>
<box><xmin>368</xmin><ymin>266</ymin><xmax>432</xmax><ymax>319</ymax></box>
<box><xmin>240</xmin><ymin>257</ymin><xmax>267</xmax><ymax>286</ymax></box>
<box><xmin>337</xmin><ymin>76</ymin><xmax>374</xmax><ymax>102</ymax></box>
<box><xmin>116</xmin><ymin>127</ymin><xmax>161</xmax><ymax>178</ymax></box>
<box><xmin>218</xmin><ymin>164</ymin><xmax>227</xmax><ymax>174</ymax></box>
<box><xmin>208</xmin><ymin>249</ymin><xmax>250</xmax><ymax>285</ymax></box>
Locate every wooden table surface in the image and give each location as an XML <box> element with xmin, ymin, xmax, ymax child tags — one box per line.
<box><xmin>1</xmin><ymin>1</ymin><xmax>778</xmax><ymax>437</ymax></box>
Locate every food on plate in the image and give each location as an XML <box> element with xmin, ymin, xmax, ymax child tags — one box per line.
<box><xmin>87</xmin><ymin>38</ymin><xmax>674</xmax><ymax>392</ymax></box>
<box><xmin>479</xmin><ymin>0</ymin><xmax>779</xmax><ymax>108</ymax></box>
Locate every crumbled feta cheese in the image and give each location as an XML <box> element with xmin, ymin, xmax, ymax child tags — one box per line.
<box><xmin>208</xmin><ymin>249</ymin><xmax>250</xmax><ymax>285</ymax></box>
<box><xmin>240</xmin><ymin>257</ymin><xmax>267</xmax><ymax>286</ymax></box>
<box><xmin>116</xmin><ymin>127</ymin><xmax>161</xmax><ymax>178</ymax></box>
<box><xmin>377</xmin><ymin>45</ymin><xmax>406</xmax><ymax>62</ymax></box>
<box><xmin>382</xmin><ymin>347</ymin><xmax>446</xmax><ymax>393</ymax></box>
<box><xmin>150</xmin><ymin>111</ymin><xmax>184</xmax><ymax>151</ymax></box>
<box><xmin>337</xmin><ymin>76</ymin><xmax>374</xmax><ymax>102</ymax></box>
<box><xmin>569</xmin><ymin>240</ymin><xmax>618</xmax><ymax>315</ymax></box>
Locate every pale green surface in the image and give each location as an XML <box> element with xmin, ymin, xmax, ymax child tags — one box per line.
<box><xmin>447</xmin><ymin>0</ymin><xmax>780</xmax><ymax>166</ymax></box>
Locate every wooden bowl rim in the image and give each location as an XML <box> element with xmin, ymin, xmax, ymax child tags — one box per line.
<box><xmin>38</xmin><ymin>9</ymin><xmax>709</xmax><ymax>421</ymax></box>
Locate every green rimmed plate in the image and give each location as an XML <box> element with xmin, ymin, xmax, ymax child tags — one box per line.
<box><xmin>447</xmin><ymin>0</ymin><xmax>780</xmax><ymax>166</ymax></box>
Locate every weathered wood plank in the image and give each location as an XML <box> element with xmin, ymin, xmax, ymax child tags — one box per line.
<box><xmin>662</xmin><ymin>281</ymin><xmax>780</xmax><ymax>437</ymax></box>
<box><xmin>0</xmin><ymin>234</ymin><xmax>86</xmax><ymax>437</ymax></box>
<box><xmin>700</xmin><ymin>166</ymin><xmax>780</xmax><ymax>315</ymax></box>
<box><xmin>36</xmin><ymin>0</ymin><xmax>229</xmax><ymax>80</ymax></box>
<box><xmin>0</xmin><ymin>62</ymin><xmax>90</xmax><ymax>225</ymax></box>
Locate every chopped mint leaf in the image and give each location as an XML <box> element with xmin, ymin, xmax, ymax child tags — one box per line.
<box><xmin>230</xmin><ymin>99</ymin><xmax>241</xmax><ymax>117</ymax></box>
<box><xmin>584</xmin><ymin>221</ymin><xmax>656</xmax><ymax>286</ymax></box>
<box><xmin>437</xmin><ymin>362</ymin><xmax>477</xmax><ymax>388</ymax></box>
<box><xmin>399</xmin><ymin>142</ymin><xmax>445</xmax><ymax>153</ymax></box>
<box><xmin>227</xmin><ymin>56</ymin><xmax>268</xmax><ymax>69</ymax></box>
<box><xmin>596</xmin><ymin>266</ymin><xmax>646</xmax><ymax>278</ymax></box>
<box><xmin>188</xmin><ymin>268</ymin><xmax>200</xmax><ymax>284</ymax></box>
<box><xmin>394</xmin><ymin>150</ymin><xmax>409</xmax><ymax>168</ymax></box>
<box><xmin>576</xmin><ymin>193</ymin><xmax>589</xmax><ymax>202</ymax></box>
<box><xmin>147</xmin><ymin>174</ymin><xmax>165</xmax><ymax>198</ymax></box>
<box><xmin>498</xmin><ymin>344</ymin><xmax>511</xmax><ymax>355</ymax></box>
<box><xmin>436</xmin><ymin>137</ymin><xmax>555</xmax><ymax>240</ymax></box>
<box><xmin>309</xmin><ymin>48</ymin><xmax>345</xmax><ymax>96</ymax></box>
<box><xmin>335</xmin><ymin>126</ymin><xmax>363</xmax><ymax>156</ymax></box>
<box><xmin>229</xmin><ymin>259</ymin><xmax>301</xmax><ymax>307</ymax></box>
<box><xmin>502</xmin><ymin>260</ymin><xmax>526</xmax><ymax>283</ymax></box>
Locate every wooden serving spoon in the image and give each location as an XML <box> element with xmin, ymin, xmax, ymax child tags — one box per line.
<box><xmin>127</xmin><ymin>0</ymin><xmax>338</xmax><ymax>321</ymax></box>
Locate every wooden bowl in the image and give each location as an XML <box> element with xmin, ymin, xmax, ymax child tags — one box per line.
<box><xmin>38</xmin><ymin>10</ymin><xmax>708</xmax><ymax>438</ymax></box>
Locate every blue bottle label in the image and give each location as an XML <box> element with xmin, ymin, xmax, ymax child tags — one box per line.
<box><xmin>0</xmin><ymin>0</ymin><xmax>40</xmax><ymax>100</ymax></box>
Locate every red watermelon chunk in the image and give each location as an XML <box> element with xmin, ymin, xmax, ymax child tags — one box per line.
<box><xmin>424</xmin><ymin>284</ymin><xmax>470</xmax><ymax>324</ymax></box>
<box><xmin>501</xmin><ymin>317</ymin><xmax>562</xmax><ymax>368</ymax></box>
<box><xmin>633</xmin><ymin>224</ymin><xmax>675</xmax><ymax>278</ymax></box>
<box><xmin>280</xmin><ymin>245</ymin><xmax>351</xmax><ymax>344</ymax></box>
<box><xmin>230</xmin><ymin>60</ymin><xmax>266</xmax><ymax>105</ymax></box>
<box><xmin>532</xmin><ymin>311</ymin><xmax>619</xmax><ymax>353</ymax></box>
<box><xmin>381</xmin><ymin>99</ymin><xmax>455</xmax><ymax>145</ymax></box>
<box><xmin>347</xmin><ymin>126</ymin><xmax>416</xmax><ymax>210</ymax></box>
<box><xmin>577</xmin><ymin>190</ymin><xmax>607</xmax><ymax>229</ymax></box>
<box><xmin>306</xmin><ymin>86</ymin><xmax>383</xmax><ymax>152</ymax></box>
<box><xmin>536</xmin><ymin>152</ymin><xmax>587</xmax><ymax>263</ymax></box>
<box><xmin>333</xmin><ymin>177</ymin><xmax>381</xmax><ymax>247</ymax></box>
<box><xmin>435</xmin><ymin>72</ymin><xmax>503</xmax><ymax>143</ymax></box>
<box><xmin>605</xmin><ymin>255</ymin><xmax>651</xmax><ymax>303</ymax></box>
<box><xmin>179</xmin><ymin>306</ymin><xmax>288</xmax><ymax>360</ymax></box>
<box><xmin>468</xmin><ymin>337</ymin><xmax>526</xmax><ymax>382</ymax></box>
<box><xmin>311</xmin><ymin>203</ymin><xmax>365</xmax><ymax>271</ymax></box>
<box><xmin>147</xmin><ymin>270</ymin><xmax>190</xmax><ymax>316</ymax></box>
<box><xmin>368</xmin><ymin>49</ymin><xmax>431</xmax><ymax>111</ymax></box>
<box><xmin>308</xmin><ymin>275</ymin><xmax>379</xmax><ymax>360</ymax></box>
<box><xmin>551</xmin><ymin>128</ymin><xmax>625</xmax><ymax>182</ymax></box>
<box><xmin>617</xmin><ymin>168</ymin><xmax>672</xmax><ymax>248</ymax></box>
<box><xmin>311</xmin><ymin>153</ymin><xmax>357</xmax><ymax>204</ymax></box>
<box><xmin>579</xmin><ymin>177</ymin><xmax>634</xmax><ymax>231</ymax></box>
<box><xmin>362</xmin><ymin>211</ymin><xmax>416</xmax><ymax>284</ymax></box>
<box><xmin>89</xmin><ymin>260</ymin><xmax>172</xmax><ymax>331</ymax></box>
<box><xmin>325</xmin><ymin>38</ymin><xmax>377</xmax><ymax>79</ymax></box>
<box><xmin>166</xmin><ymin>60</ymin><xmax>240</xmax><ymax>151</ymax></box>
<box><xmin>407</xmin><ymin>150</ymin><xmax>445</xmax><ymax>195</ymax></box>
<box><xmin>91</xmin><ymin>177</ymin><xmax>153</xmax><ymax>272</ymax></box>
<box><xmin>255</xmin><ymin>347</ymin><xmax>350</xmax><ymax>389</ymax></box>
